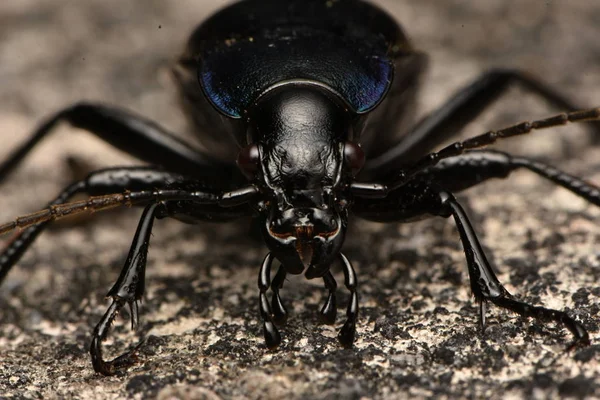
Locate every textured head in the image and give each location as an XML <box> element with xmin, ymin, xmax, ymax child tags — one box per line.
<box><xmin>243</xmin><ymin>84</ymin><xmax>357</xmax><ymax>277</ymax></box>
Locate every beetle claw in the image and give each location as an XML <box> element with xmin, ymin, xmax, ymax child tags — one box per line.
<box><xmin>109</xmin><ymin>341</ymin><xmax>143</xmax><ymax>371</ymax></box>
<box><xmin>90</xmin><ymin>300</ymin><xmax>146</xmax><ymax>375</ymax></box>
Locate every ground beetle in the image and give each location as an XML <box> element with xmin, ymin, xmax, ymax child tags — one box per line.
<box><xmin>0</xmin><ymin>0</ymin><xmax>599</xmax><ymax>376</ymax></box>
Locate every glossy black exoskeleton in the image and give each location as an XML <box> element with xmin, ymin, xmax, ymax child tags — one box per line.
<box><xmin>0</xmin><ymin>0</ymin><xmax>599</xmax><ymax>375</ymax></box>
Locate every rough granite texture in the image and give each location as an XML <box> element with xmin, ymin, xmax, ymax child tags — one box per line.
<box><xmin>0</xmin><ymin>1</ymin><xmax>599</xmax><ymax>399</ymax></box>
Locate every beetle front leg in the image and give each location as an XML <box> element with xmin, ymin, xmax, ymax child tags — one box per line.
<box><xmin>0</xmin><ymin>167</ymin><xmax>183</xmax><ymax>287</ymax></box>
<box><xmin>353</xmin><ymin>183</ymin><xmax>590</xmax><ymax>348</ymax></box>
<box><xmin>0</xmin><ymin>103</ymin><xmax>239</xmax><ymax>182</ymax></box>
<box><xmin>90</xmin><ymin>202</ymin><xmax>161</xmax><ymax>375</ymax></box>
<box><xmin>437</xmin><ymin>191</ymin><xmax>590</xmax><ymax>348</ymax></box>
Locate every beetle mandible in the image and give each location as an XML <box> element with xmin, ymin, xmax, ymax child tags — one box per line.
<box><xmin>0</xmin><ymin>0</ymin><xmax>599</xmax><ymax>376</ymax></box>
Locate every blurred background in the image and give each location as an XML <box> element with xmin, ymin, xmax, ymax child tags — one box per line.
<box><xmin>0</xmin><ymin>1</ymin><xmax>599</xmax><ymax>399</ymax></box>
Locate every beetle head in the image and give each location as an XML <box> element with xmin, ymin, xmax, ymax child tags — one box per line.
<box><xmin>243</xmin><ymin>83</ymin><xmax>358</xmax><ymax>278</ymax></box>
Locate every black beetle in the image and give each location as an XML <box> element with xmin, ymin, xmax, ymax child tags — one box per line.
<box><xmin>0</xmin><ymin>0</ymin><xmax>599</xmax><ymax>376</ymax></box>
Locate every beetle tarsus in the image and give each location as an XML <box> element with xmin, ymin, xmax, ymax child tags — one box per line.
<box><xmin>489</xmin><ymin>296</ymin><xmax>590</xmax><ymax>347</ymax></box>
<box><xmin>90</xmin><ymin>299</ymin><xmax>143</xmax><ymax>376</ymax></box>
<box><xmin>439</xmin><ymin>192</ymin><xmax>590</xmax><ymax>345</ymax></box>
<box><xmin>89</xmin><ymin>203</ymin><xmax>162</xmax><ymax>375</ymax></box>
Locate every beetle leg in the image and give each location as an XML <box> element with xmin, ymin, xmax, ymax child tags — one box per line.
<box><xmin>366</xmin><ymin>69</ymin><xmax>600</xmax><ymax>174</ymax></box>
<box><xmin>354</xmin><ymin>149</ymin><xmax>598</xmax><ymax>341</ymax></box>
<box><xmin>353</xmin><ymin>184</ymin><xmax>590</xmax><ymax>348</ymax></box>
<box><xmin>90</xmin><ymin>299</ymin><xmax>146</xmax><ymax>376</ymax></box>
<box><xmin>0</xmin><ymin>167</ymin><xmax>183</xmax><ymax>287</ymax></box>
<box><xmin>258</xmin><ymin>253</ymin><xmax>281</xmax><ymax>348</ymax></box>
<box><xmin>354</xmin><ymin>109</ymin><xmax>600</xmax><ymax>196</ymax></box>
<box><xmin>90</xmin><ymin>202</ymin><xmax>162</xmax><ymax>376</ymax></box>
<box><xmin>0</xmin><ymin>102</ymin><xmax>240</xmax><ymax>182</ymax></box>
<box><xmin>338</xmin><ymin>253</ymin><xmax>358</xmax><ymax>347</ymax></box>
<box><xmin>411</xmin><ymin>150</ymin><xmax>600</xmax><ymax>206</ymax></box>
<box><xmin>509</xmin><ymin>155</ymin><xmax>600</xmax><ymax>206</ymax></box>
<box><xmin>437</xmin><ymin>191</ymin><xmax>590</xmax><ymax>348</ymax></box>
<box><xmin>270</xmin><ymin>264</ymin><xmax>288</xmax><ymax>325</ymax></box>
<box><xmin>319</xmin><ymin>271</ymin><xmax>337</xmax><ymax>325</ymax></box>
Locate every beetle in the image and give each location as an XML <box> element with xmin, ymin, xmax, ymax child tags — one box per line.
<box><xmin>0</xmin><ymin>0</ymin><xmax>599</xmax><ymax>376</ymax></box>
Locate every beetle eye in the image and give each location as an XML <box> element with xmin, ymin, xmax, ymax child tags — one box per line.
<box><xmin>237</xmin><ymin>144</ymin><xmax>260</xmax><ymax>179</ymax></box>
<box><xmin>343</xmin><ymin>141</ymin><xmax>365</xmax><ymax>176</ymax></box>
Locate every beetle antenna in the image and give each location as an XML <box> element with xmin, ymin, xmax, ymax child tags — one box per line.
<box><xmin>389</xmin><ymin>107</ymin><xmax>600</xmax><ymax>191</ymax></box>
<box><xmin>0</xmin><ymin>189</ymin><xmax>218</xmax><ymax>236</ymax></box>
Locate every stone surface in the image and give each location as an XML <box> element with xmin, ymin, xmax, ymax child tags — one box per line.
<box><xmin>0</xmin><ymin>1</ymin><xmax>599</xmax><ymax>399</ymax></box>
